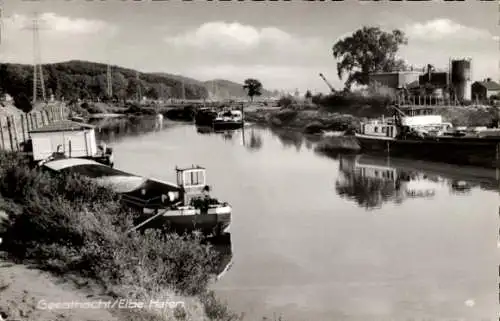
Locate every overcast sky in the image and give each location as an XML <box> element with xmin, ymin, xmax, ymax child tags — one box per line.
<box><xmin>1</xmin><ymin>0</ymin><xmax>498</xmax><ymax>93</ymax></box>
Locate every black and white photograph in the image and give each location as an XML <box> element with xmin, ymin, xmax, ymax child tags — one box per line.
<box><xmin>0</xmin><ymin>0</ymin><xmax>499</xmax><ymax>320</ymax></box>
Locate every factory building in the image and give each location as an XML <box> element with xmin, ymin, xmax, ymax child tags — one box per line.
<box><xmin>368</xmin><ymin>71</ymin><xmax>421</xmax><ymax>89</ymax></box>
<box><xmin>369</xmin><ymin>58</ymin><xmax>473</xmax><ymax>102</ymax></box>
<box><xmin>471</xmin><ymin>79</ymin><xmax>500</xmax><ymax>101</ymax></box>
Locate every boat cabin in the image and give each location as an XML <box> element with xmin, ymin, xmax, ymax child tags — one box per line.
<box><xmin>28</xmin><ymin>120</ymin><xmax>98</xmax><ymax>161</ymax></box>
<box><xmin>360</xmin><ymin>120</ymin><xmax>399</xmax><ymax>138</ymax></box>
<box><xmin>216</xmin><ymin>110</ymin><xmax>243</xmax><ymax>121</ymax></box>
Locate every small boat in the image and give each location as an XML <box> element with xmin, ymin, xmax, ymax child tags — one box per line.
<box><xmin>195</xmin><ymin>108</ymin><xmax>218</xmax><ymax>127</ymax></box>
<box><xmin>165</xmin><ymin>106</ymin><xmax>196</xmax><ymax>122</ymax></box>
<box><xmin>41</xmin><ymin>158</ymin><xmax>231</xmax><ymax>236</ymax></box>
<box><xmin>70</xmin><ymin>116</ymin><xmax>85</xmax><ymax>123</ymax></box>
<box><xmin>213</xmin><ymin>109</ymin><xmax>244</xmax><ymax>131</ymax></box>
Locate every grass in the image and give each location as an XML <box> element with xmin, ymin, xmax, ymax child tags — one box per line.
<box><xmin>0</xmin><ymin>151</ymin><xmax>241</xmax><ymax>321</ymax></box>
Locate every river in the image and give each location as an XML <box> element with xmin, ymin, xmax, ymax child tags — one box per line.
<box><xmin>94</xmin><ymin>117</ymin><xmax>499</xmax><ymax>321</ymax></box>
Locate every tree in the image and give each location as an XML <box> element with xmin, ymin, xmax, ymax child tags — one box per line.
<box><xmin>13</xmin><ymin>93</ymin><xmax>33</xmax><ymax>113</ymax></box>
<box><xmin>243</xmin><ymin>78</ymin><xmax>262</xmax><ymax>102</ymax></box>
<box><xmin>304</xmin><ymin>90</ymin><xmax>312</xmax><ymax>99</ymax></box>
<box><xmin>332</xmin><ymin>26</ymin><xmax>408</xmax><ymax>89</ymax></box>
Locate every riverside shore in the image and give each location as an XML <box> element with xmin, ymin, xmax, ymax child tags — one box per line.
<box><xmin>0</xmin><ymin>151</ymin><xmax>239</xmax><ymax>321</ymax></box>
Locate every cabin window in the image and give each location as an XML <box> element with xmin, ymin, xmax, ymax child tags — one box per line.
<box><xmin>177</xmin><ymin>171</ymin><xmax>183</xmax><ymax>185</ymax></box>
<box><xmin>185</xmin><ymin>171</ymin><xmax>205</xmax><ymax>186</ymax></box>
<box><xmin>374</xmin><ymin>127</ymin><xmax>378</xmax><ymax>133</ymax></box>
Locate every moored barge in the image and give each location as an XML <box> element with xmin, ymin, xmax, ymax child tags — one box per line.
<box><xmin>354</xmin><ymin>105</ymin><xmax>500</xmax><ymax>168</ymax></box>
<box><xmin>41</xmin><ymin>158</ymin><xmax>231</xmax><ymax>236</ymax></box>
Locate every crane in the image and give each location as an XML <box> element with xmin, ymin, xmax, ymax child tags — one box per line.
<box><xmin>319</xmin><ymin>73</ymin><xmax>335</xmax><ymax>93</ymax></box>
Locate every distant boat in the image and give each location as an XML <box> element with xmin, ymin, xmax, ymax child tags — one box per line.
<box><xmin>70</xmin><ymin>116</ymin><xmax>85</xmax><ymax>123</ymax></box>
<box><xmin>42</xmin><ymin>158</ymin><xmax>232</xmax><ymax>236</ymax></box>
<box><xmin>195</xmin><ymin>108</ymin><xmax>218</xmax><ymax>127</ymax></box>
<box><xmin>213</xmin><ymin>109</ymin><xmax>243</xmax><ymax>131</ymax></box>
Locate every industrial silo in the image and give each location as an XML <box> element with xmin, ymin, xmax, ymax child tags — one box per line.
<box><xmin>451</xmin><ymin>59</ymin><xmax>472</xmax><ymax>101</ymax></box>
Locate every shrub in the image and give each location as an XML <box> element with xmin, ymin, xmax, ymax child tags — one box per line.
<box><xmin>81</xmin><ymin>102</ymin><xmax>107</xmax><ymax>114</ymax></box>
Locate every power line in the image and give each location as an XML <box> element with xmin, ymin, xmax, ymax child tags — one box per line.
<box><xmin>24</xmin><ymin>12</ymin><xmax>46</xmax><ymax>104</ymax></box>
<box><xmin>136</xmin><ymin>70</ymin><xmax>141</xmax><ymax>102</ymax></box>
<box><xmin>106</xmin><ymin>63</ymin><xmax>112</xmax><ymax>97</ymax></box>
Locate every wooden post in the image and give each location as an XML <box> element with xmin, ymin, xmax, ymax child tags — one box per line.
<box><xmin>0</xmin><ymin>117</ymin><xmax>5</xmax><ymax>150</ymax></box>
<box><xmin>11</xmin><ymin>116</ymin><xmax>19</xmax><ymax>151</ymax></box>
<box><xmin>29</xmin><ymin>113</ymin><xmax>34</xmax><ymax>131</ymax></box>
<box><xmin>25</xmin><ymin>113</ymin><xmax>30</xmax><ymax>134</ymax></box>
<box><xmin>6</xmin><ymin>117</ymin><xmax>14</xmax><ymax>151</ymax></box>
<box><xmin>41</xmin><ymin>111</ymin><xmax>47</xmax><ymax>125</ymax></box>
<box><xmin>20</xmin><ymin>114</ymin><xmax>26</xmax><ymax>143</ymax></box>
<box><xmin>45</xmin><ymin>110</ymin><xmax>51</xmax><ymax>124</ymax></box>
<box><xmin>33</xmin><ymin>112</ymin><xmax>38</xmax><ymax>129</ymax></box>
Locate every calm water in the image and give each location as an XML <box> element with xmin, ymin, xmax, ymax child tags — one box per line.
<box><xmin>96</xmin><ymin>118</ymin><xmax>500</xmax><ymax>321</ymax></box>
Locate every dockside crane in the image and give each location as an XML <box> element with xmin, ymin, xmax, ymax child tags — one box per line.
<box><xmin>319</xmin><ymin>73</ymin><xmax>336</xmax><ymax>93</ymax></box>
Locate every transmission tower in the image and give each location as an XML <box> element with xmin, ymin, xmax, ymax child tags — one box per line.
<box><xmin>106</xmin><ymin>63</ymin><xmax>112</xmax><ymax>97</ymax></box>
<box><xmin>181</xmin><ymin>79</ymin><xmax>185</xmax><ymax>101</ymax></box>
<box><xmin>136</xmin><ymin>70</ymin><xmax>141</xmax><ymax>102</ymax></box>
<box><xmin>0</xmin><ymin>0</ymin><xmax>4</xmax><ymax>47</ymax></box>
<box><xmin>29</xmin><ymin>12</ymin><xmax>46</xmax><ymax>104</ymax></box>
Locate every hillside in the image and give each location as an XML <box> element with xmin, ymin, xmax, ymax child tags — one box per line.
<box><xmin>203</xmin><ymin>79</ymin><xmax>274</xmax><ymax>99</ymax></box>
<box><xmin>0</xmin><ymin>60</ymin><xmax>275</xmax><ymax>103</ymax></box>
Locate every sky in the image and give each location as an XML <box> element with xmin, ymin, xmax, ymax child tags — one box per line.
<box><xmin>0</xmin><ymin>0</ymin><xmax>498</xmax><ymax>94</ymax></box>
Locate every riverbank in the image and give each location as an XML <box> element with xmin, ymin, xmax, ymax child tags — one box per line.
<box><xmin>0</xmin><ymin>151</ymin><xmax>239</xmax><ymax>321</ymax></box>
<box><xmin>245</xmin><ymin>105</ymin><xmax>498</xmax><ymax>134</ymax></box>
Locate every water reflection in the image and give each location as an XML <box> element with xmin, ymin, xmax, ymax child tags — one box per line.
<box><xmin>195</xmin><ymin>125</ymin><xmax>265</xmax><ymax>152</ymax></box>
<box><xmin>336</xmin><ymin>154</ymin><xmax>499</xmax><ymax>209</ymax></box>
<box><xmin>90</xmin><ymin>116</ymin><xmax>162</xmax><ymax>143</ymax></box>
<box><xmin>203</xmin><ymin>233</ymin><xmax>233</xmax><ymax>280</ymax></box>
<box><xmin>246</xmin><ymin>128</ymin><xmax>263</xmax><ymax>151</ymax></box>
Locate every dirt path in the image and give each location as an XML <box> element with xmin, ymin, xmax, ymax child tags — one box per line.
<box><xmin>0</xmin><ymin>259</ymin><xmax>119</xmax><ymax>321</ymax></box>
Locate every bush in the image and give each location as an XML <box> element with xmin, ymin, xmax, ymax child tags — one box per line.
<box><xmin>313</xmin><ymin>91</ymin><xmax>392</xmax><ymax>117</ymax></box>
<box><xmin>80</xmin><ymin>102</ymin><xmax>107</xmax><ymax>114</ymax></box>
<box><xmin>276</xmin><ymin>96</ymin><xmax>294</xmax><ymax>108</ymax></box>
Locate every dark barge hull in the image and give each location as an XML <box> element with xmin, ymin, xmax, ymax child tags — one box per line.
<box><xmin>136</xmin><ymin>212</ymin><xmax>231</xmax><ymax>236</ymax></box>
<box><xmin>213</xmin><ymin>121</ymin><xmax>243</xmax><ymax>131</ymax></box>
<box><xmin>355</xmin><ymin>135</ymin><xmax>500</xmax><ymax>168</ymax></box>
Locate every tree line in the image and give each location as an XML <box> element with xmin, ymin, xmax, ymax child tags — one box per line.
<box><xmin>0</xmin><ymin>60</ymin><xmax>210</xmax><ymax>104</ymax></box>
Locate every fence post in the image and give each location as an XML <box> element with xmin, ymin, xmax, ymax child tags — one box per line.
<box><xmin>20</xmin><ymin>114</ymin><xmax>26</xmax><ymax>143</ymax></box>
<box><xmin>41</xmin><ymin>111</ymin><xmax>47</xmax><ymax>125</ymax></box>
<box><xmin>6</xmin><ymin>117</ymin><xmax>14</xmax><ymax>151</ymax></box>
<box><xmin>29</xmin><ymin>113</ymin><xmax>34</xmax><ymax>131</ymax></box>
<box><xmin>11</xmin><ymin>116</ymin><xmax>20</xmax><ymax>151</ymax></box>
<box><xmin>0</xmin><ymin>117</ymin><xmax>4</xmax><ymax>150</ymax></box>
<box><xmin>25</xmin><ymin>112</ymin><xmax>30</xmax><ymax>134</ymax></box>
<box><xmin>45</xmin><ymin>110</ymin><xmax>51</xmax><ymax>124</ymax></box>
